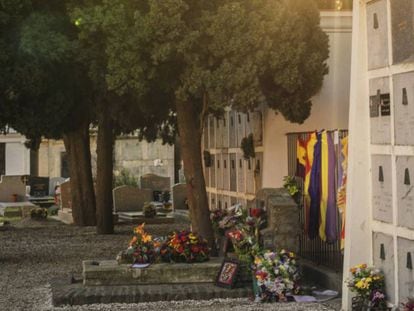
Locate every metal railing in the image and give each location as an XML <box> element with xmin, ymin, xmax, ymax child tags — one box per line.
<box><xmin>287</xmin><ymin>130</ymin><xmax>348</xmax><ymax>271</ymax></box>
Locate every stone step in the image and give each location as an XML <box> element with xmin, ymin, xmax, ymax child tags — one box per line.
<box><xmin>51</xmin><ymin>278</ymin><xmax>253</xmax><ymax>306</ymax></box>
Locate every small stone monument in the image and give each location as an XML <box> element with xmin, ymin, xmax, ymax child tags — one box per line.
<box><xmin>113</xmin><ymin>186</ymin><xmax>152</xmax><ymax>213</ymax></box>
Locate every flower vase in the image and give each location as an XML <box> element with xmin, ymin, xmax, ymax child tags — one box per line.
<box><xmin>251</xmin><ymin>270</ymin><xmax>261</xmax><ymax>300</ymax></box>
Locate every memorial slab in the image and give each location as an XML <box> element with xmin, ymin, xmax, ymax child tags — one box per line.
<box><xmin>369</xmin><ymin>77</ymin><xmax>391</xmax><ymax>144</ymax></box>
<box><xmin>394</xmin><ymin>71</ymin><xmax>414</xmax><ymax>145</ymax></box>
<box><xmin>397</xmin><ymin>237</ymin><xmax>414</xmax><ymax>300</ymax></box>
<box><xmin>373</xmin><ymin>232</ymin><xmax>395</xmax><ymax>303</ymax></box>
<box><xmin>367</xmin><ymin>0</ymin><xmax>389</xmax><ymax>70</ymax></box>
<box><xmin>140</xmin><ymin>174</ymin><xmax>170</xmax><ymax>193</ymax></box>
<box><xmin>397</xmin><ymin>156</ymin><xmax>414</xmax><ymax>229</ymax></box>
<box><xmin>371</xmin><ymin>155</ymin><xmax>393</xmax><ymax>223</ymax></box>
<box><xmin>113</xmin><ymin>186</ymin><xmax>153</xmax><ymax>213</ymax></box>
<box><xmin>391</xmin><ymin>0</ymin><xmax>414</xmax><ymax>65</ymax></box>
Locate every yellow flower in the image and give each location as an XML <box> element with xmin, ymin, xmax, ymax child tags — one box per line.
<box><xmin>134</xmin><ymin>223</ymin><xmax>145</xmax><ymax>235</ymax></box>
<box><xmin>254</xmin><ymin>257</ymin><xmax>262</xmax><ymax>265</ymax></box>
<box><xmin>355</xmin><ymin>280</ymin><xmax>364</xmax><ymax>288</ymax></box>
<box><xmin>142</xmin><ymin>233</ymin><xmax>152</xmax><ymax>243</ymax></box>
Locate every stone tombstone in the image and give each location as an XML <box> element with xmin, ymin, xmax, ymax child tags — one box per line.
<box><xmin>210</xmin><ymin>154</ymin><xmax>216</xmax><ymax>188</ymax></box>
<box><xmin>229</xmin><ymin>111</ymin><xmax>237</xmax><ymax>148</ymax></box>
<box><xmin>28</xmin><ymin>176</ymin><xmax>49</xmax><ymax>197</ymax></box>
<box><xmin>257</xmin><ymin>188</ymin><xmax>300</xmax><ymax>253</ymax></box>
<box><xmin>49</xmin><ymin>177</ymin><xmax>66</xmax><ymax>196</ymax></box>
<box><xmin>252</xmin><ymin>111</ymin><xmax>263</xmax><ymax>147</ymax></box>
<box><xmin>237</xmin><ymin>154</ymin><xmax>245</xmax><ymax>193</ymax></box>
<box><xmin>391</xmin><ymin>0</ymin><xmax>414</xmax><ymax>65</ymax></box>
<box><xmin>230</xmin><ymin>153</ymin><xmax>237</xmax><ymax>192</ymax></box>
<box><xmin>236</xmin><ymin>112</ymin><xmax>245</xmax><ymax>147</ymax></box>
<box><xmin>371</xmin><ymin>155</ymin><xmax>393</xmax><ymax>223</ymax></box>
<box><xmin>397</xmin><ymin>237</ymin><xmax>414</xmax><ymax>300</ymax></box>
<box><xmin>366</xmin><ymin>0</ymin><xmax>389</xmax><ymax>70</ymax></box>
<box><xmin>140</xmin><ymin>174</ymin><xmax>171</xmax><ymax>193</ymax></box>
<box><xmin>60</xmin><ymin>180</ymin><xmax>71</xmax><ymax>209</ymax></box>
<box><xmin>373</xmin><ymin>232</ymin><xmax>395</xmax><ymax>303</ymax></box>
<box><xmin>397</xmin><ymin>156</ymin><xmax>414</xmax><ymax>229</ymax></box>
<box><xmin>370</xmin><ymin>77</ymin><xmax>391</xmax><ymax>144</ymax></box>
<box><xmin>0</xmin><ymin>176</ymin><xmax>27</xmax><ymax>202</ymax></box>
<box><xmin>394</xmin><ymin>71</ymin><xmax>414</xmax><ymax>145</ymax></box>
<box><xmin>172</xmin><ymin>183</ymin><xmax>187</xmax><ymax>210</ymax></box>
<box><xmin>246</xmin><ymin>158</ymin><xmax>255</xmax><ymax>194</ymax></box>
<box><xmin>113</xmin><ymin>186</ymin><xmax>153</xmax><ymax>213</ymax></box>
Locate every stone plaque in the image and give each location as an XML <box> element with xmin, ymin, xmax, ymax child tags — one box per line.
<box><xmin>246</xmin><ymin>158</ymin><xmax>255</xmax><ymax>194</ymax></box>
<box><xmin>397</xmin><ymin>237</ymin><xmax>414</xmax><ymax>300</ymax></box>
<box><xmin>216</xmin><ymin>117</ymin><xmax>223</xmax><ymax>148</ymax></box>
<box><xmin>397</xmin><ymin>156</ymin><xmax>414</xmax><ymax>229</ymax></box>
<box><xmin>140</xmin><ymin>174</ymin><xmax>171</xmax><ymax>192</ymax></box>
<box><xmin>209</xmin><ymin>116</ymin><xmax>216</xmax><ymax>149</ymax></box>
<box><xmin>237</xmin><ymin>113</ymin><xmax>245</xmax><ymax>147</ymax></box>
<box><xmin>230</xmin><ymin>153</ymin><xmax>237</xmax><ymax>192</ymax></box>
<box><xmin>394</xmin><ymin>71</ymin><xmax>414</xmax><ymax>145</ymax></box>
<box><xmin>367</xmin><ymin>0</ymin><xmax>389</xmax><ymax>70</ymax></box>
<box><xmin>370</xmin><ymin>77</ymin><xmax>391</xmax><ymax>144</ymax></box>
<box><xmin>113</xmin><ymin>186</ymin><xmax>152</xmax><ymax>212</ymax></box>
<box><xmin>60</xmin><ymin>180</ymin><xmax>71</xmax><ymax>209</ymax></box>
<box><xmin>237</xmin><ymin>154</ymin><xmax>245</xmax><ymax>193</ymax></box>
<box><xmin>229</xmin><ymin>111</ymin><xmax>237</xmax><ymax>148</ymax></box>
<box><xmin>172</xmin><ymin>183</ymin><xmax>187</xmax><ymax>210</ymax></box>
<box><xmin>245</xmin><ymin>112</ymin><xmax>253</xmax><ymax>137</ymax></box>
<box><xmin>222</xmin><ymin>153</ymin><xmax>230</xmax><ymax>191</ymax></box>
<box><xmin>210</xmin><ymin>154</ymin><xmax>216</xmax><ymax>188</ymax></box>
<box><xmin>371</xmin><ymin>155</ymin><xmax>393</xmax><ymax>223</ymax></box>
<box><xmin>391</xmin><ymin>0</ymin><xmax>414</xmax><ymax>65</ymax></box>
<box><xmin>222</xmin><ymin>112</ymin><xmax>229</xmax><ymax>148</ymax></box>
<box><xmin>254</xmin><ymin>153</ymin><xmax>264</xmax><ymax>192</ymax></box>
<box><xmin>28</xmin><ymin>176</ymin><xmax>50</xmax><ymax>197</ymax></box>
<box><xmin>373</xmin><ymin>232</ymin><xmax>395</xmax><ymax>303</ymax></box>
<box><xmin>252</xmin><ymin>111</ymin><xmax>263</xmax><ymax>147</ymax></box>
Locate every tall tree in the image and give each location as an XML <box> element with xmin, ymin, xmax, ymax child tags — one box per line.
<box><xmin>95</xmin><ymin>0</ymin><xmax>329</xmax><ymax>247</ymax></box>
<box><xmin>69</xmin><ymin>1</ymin><xmax>175</xmax><ymax>234</ymax></box>
<box><xmin>0</xmin><ymin>1</ymin><xmax>96</xmax><ymax>226</ymax></box>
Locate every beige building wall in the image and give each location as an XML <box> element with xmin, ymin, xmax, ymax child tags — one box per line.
<box><xmin>0</xmin><ymin>132</ymin><xmax>31</xmax><ymax>176</ymax></box>
<box><xmin>262</xmin><ymin>11</ymin><xmax>353</xmax><ymax>188</ymax></box>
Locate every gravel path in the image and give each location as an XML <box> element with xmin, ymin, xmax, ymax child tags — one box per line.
<box><xmin>0</xmin><ymin>219</ymin><xmax>341</xmax><ymax>311</ymax></box>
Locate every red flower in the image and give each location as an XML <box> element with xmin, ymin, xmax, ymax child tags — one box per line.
<box><xmin>191</xmin><ymin>245</ymin><xmax>200</xmax><ymax>253</ymax></box>
<box><xmin>250</xmin><ymin>208</ymin><xmax>262</xmax><ymax>218</ymax></box>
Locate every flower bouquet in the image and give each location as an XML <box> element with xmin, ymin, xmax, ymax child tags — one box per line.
<box><xmin>124</xmin><ymin>223</ymin><xmax>160</xmax><ymax>264</ymax></box>
<box><xmin>347</xmin><ymin>264</ymin><xmax>388</xmax><ymax>310</ymax></box>
<box><xmin>143</xmin><ymin>202</ymin><xmax>157</xmax><ymax>218</ymax></box>
<box><xmin>253</xmin><ymin>249</ymin><xmax>301</xmax><ymax>302</ymax></box>
<box><xmin>160</xmin><ymin>230</ymin><xmax>209</xmax><ymax>263</ymax></box>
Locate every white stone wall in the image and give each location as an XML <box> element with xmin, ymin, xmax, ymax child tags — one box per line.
<box><xmin>0</xmin><ymin>133</ymin><xmax>30</xmax><ymax>176</ymax></box>
<box><xmin>344</xmin><ymin>0</ymin><xmax>414</xmax><ymax>308</ymax></box>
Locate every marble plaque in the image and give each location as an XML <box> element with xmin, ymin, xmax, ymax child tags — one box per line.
<box><xmin>229</xmin><ymin>111</ymin><xmax>237</xmax><ymax>148</ymax></box>
<box><xmin>222</xmin><ymin>153</ymin><xmax>230</xmax><ymax>191</ymax></box>
<box><xmin>397</xmin><ymin>237</ymin><xmax>414</xmax><ymax>300</ymax></box>
<box><xmin>237</xmin><ymin>154</ymin><xmax>245</xmax><ymax>193</ymax></box>
<box><xmin>209</xmin><ymin>116</ymin><xmax>216</xmax><ymax>149</ymax></box>
<box><xmin>222</xmin><ymin>112</ymin><xmax>229</xmax><ymax>148</ymax></box>
<box><xmin>397</xmin><ymin>156</ymin><xmax>414</xmax><ymax>229</ymax></box>
<box><xmin>254</xmin><ymin>153</ymin><xmax>264</xmax><ymax>192</ymax></box>
<box><xmin>216</xmin><ymin>154</ymin><xmax>223</xmax><ymax>190</ymax></box>
<box><xmin>367</xmin><ymin>0</ymin><xmax>389</xmax><ymax>70</ymax></box>
<box><xmin>371</xmin><ymin>155</ymin><xmax>393</xmax><ymax>223</ymax></box>
<box><xmin>373</xmin><ymin>232</ymin><xmax>395</xmax><ymax>304</ymax></box>
<box><xmin>236</xmin><ymin>113</ymin><xmax>245</xmax><ymax>147</ymax></box>
<box><xmin>246</xmin><ymin>158</ymin><xmax>255</xmax><ymax>194</ymax></box>
<box><xmin>391</xmin><ymin>0</ymin><xmax>414</xmax><ymax>64</ymax></box>
<box><xmin>394</xmin><ymin>71</ymin><xmax>414</xmax><ymax>145</ymax></box>
<box><xmin>230</xmin><ymin>153</ymin><xmax>237</xmax><ymax>192</ymax></box>
<box><xmin>216</xmin><ymin>117</ymin><xmax>223</xmax><ymax>148</ymax></box>
<box><xmin>370</xmin><ymin>77</ymin><xmax>391</xmax><ymax>144</ymax></box>
<box><xmin>210</xmin><ymin>154</ymin><xmax>216</xmax><ymax>188</ymax></box>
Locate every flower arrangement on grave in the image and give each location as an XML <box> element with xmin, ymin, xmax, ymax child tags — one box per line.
<box><xmin>160</xmin><ymin>230</ymin><xmax>209</xmax><ymax>263</ymax></box>
<box><xmin>253</xmin><ymin>249</ymin><xmax>301</xmax><ymax>302</ymax></box>
<box><xmin>124</xmin><ymin>223</ymin><xmax>160</xmax><ymax>264</ymax></box>
<box><xmin>30</xmin><ymin>207</ymin><xmax>48</xmax><ymax>220</ymax></box>
<box><xmin>402</xmin><ymin>298</ymin><xmax>414</xmax><ymax>311</ymax></box>
<box><xmin>210</xmin><ymin>204</ymin><xmax>244</xmax><ymax>237</ymax></box>
<box><xmin>143</xmin><ymin>202</ymin><xmax>157</xmax><ymax>218</ymax></box>
<box><xmin>347</xmin><ymin>264</ymin><xmax>388</xmax><ymax>310</ymax></box>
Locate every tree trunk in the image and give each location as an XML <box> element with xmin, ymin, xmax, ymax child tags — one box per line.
<box><xmin>63</xmin><ymin>121</ymin><xmax>96</xmax><ymax>226</ymax></box>
<box><xmin>96</xmin><ymin>107</ymin><xmax>115</xmax><ymax>234</ymax></box>
<box><xmin>175</xmin><ymin>100</ymin><xmax>215</xmax><ymax>251</ymax></box>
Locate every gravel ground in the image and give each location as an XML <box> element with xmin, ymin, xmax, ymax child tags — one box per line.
<box><xmin>0</xmin><ymin>218</ymin><xmax>341</xmax><ymax>311</ymax></box>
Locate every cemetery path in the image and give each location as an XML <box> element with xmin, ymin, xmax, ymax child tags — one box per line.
<box><xmin>0</xmin><ymin>220</ymin><xmax>341</xmax><ymax>311</ymax></box>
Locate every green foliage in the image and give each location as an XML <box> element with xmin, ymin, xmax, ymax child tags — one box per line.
<box><xmin>283</xmin><ymin>176</ymin><xmax>301</xmax><ymax>203</ymax></box>
<box><xmin>114</xmin><ymin>168</ymin><xmax>138</xmax><ymax>188</ymax></box>
<box><xmin>240</xmin><ymin>134</ymin><xmax>255</xmax><ymax>160</ymax></box>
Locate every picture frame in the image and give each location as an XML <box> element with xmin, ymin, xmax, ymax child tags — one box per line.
<box><xmin>215</xmin><ymin>258</ymin><xmax>239</xmax><ymax>289</ymax></box>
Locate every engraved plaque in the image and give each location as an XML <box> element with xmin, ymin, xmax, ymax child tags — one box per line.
<box><xmin>230</xmin><ymin>153</ymin><xmax>237</xmax><ymax>192</ymax></box>
<box><xmin>373</xmin><ymin>232</ymin><xmax>395</xmax><ymax>303</ymax></box>
<box><xmin>397</xmin><ymin>156</ymin><xmax>414</xmax><ymax>229</ymax></box>
<box><xmin>371</xmin><ymin>155</ymin><xmax>393</xmax><ymax>223</ymax></box>
<box><xmin>367</xmin><ymin>0</ymin><xmax>389</xmax><ymax>70</ymax></box>
<box><xmin>397</xmin><ymin>237</ymin><xmax>414</xmax><ymax>300</ymax></box>
<box><xmin>222</xmin><ymin>112</ymin><xmax>229</xmax><ymax>148</ymax></box>
<box><xmin>391</xmin><ymin>0</ymin><xmax>414</xmax><ymax>64</ymax></box>
<box><xmin>237</xmin><ymin>153</ymin><xmax>245</xmax><ymax>193</ymax></box>
<box><xmin>229</xmin><ymin>111</ymin><xmax>237</xmax><ymax>148</ymax></box>
<box><xmin>394</xmin><ymin>71</ymin><xmax>414</xmax><ymax>145</ymax></box>
<box><xmin>216</xmin><ymin>154</ymin><xmax>222</xmax><ymax>190</ymax></box>
<box><xmin>246</xmin><ymin>157</ymin><xmax>255</xmax><ymax>194</ymax></box>
<box><xmin>222</xmin><ymin>153</ymin><xmax>230</xmax><ymax>191</ymax></box>
<box><xmin>210</xmin><ymin>154</ymin><xmax>216</xmax><ymax>188</ymax></box>
<box><xmin>370</xmin><ymin>77</ymin><xmax>391</xmax><ymax>144</ymax></box>
<box><xmin>216</xmin><ymin>117</ymin><xmax>223</xmax><ymax>148</ymax></box>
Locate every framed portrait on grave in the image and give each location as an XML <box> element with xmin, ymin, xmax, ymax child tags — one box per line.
<box><xmin>215</xmin><ymin>258</ymin><xmax>239</xmax><ymax>289</ymax></box>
